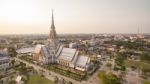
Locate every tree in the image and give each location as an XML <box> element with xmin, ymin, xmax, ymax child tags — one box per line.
<box><xmin>98</xmin><ymin>71</ymin><xmax>121</xmax><ymax>84</ymax></box>
<box><xmin>115</xmin><ymin>53</ymin><xmax>127</xmax><ymax>64</ymax></box>
<box><xmin>0</xmin><ymin>75</ymin><xmax>4</xmax><ymax>79</ymax></box>
<box><xmin>106</xmin><ymin>63</ymin><xmax>112</xmax><ymax>68</ymax></box>
<box><xmin>20</xmin><ymin>62</ymin><xmax>26</xmax><ymax>67</ymax></box>
<box><xmin>107</xmin><ymin>73</ymin><xmax>121</xmax><ymax>84</ymax></box>
<box><xmin>54</xmin><ymin>76</ymin><xmax>58</xmax><ymax>83</ymax></box>
<box><xmin>120</xmin><ymin>66</ymin><xmax>126</xmax><ymax>71</ymax></box>
<box><xmin>62</xmin><ymin>79</ymin><xmax>66</xmax><ymax>84</ymax></box>
<box><xmin>115</xmin><ymin>53</ymin><xmax>127</xmax><ymax>71</ymax></box>
<box><xmin>8</xmin><ymin>80</ymin><xmax>16</xmax><ymax>84</ymax></box>
<box><xmin>140</xmin><ymin>52</ymin><xmax>150</xmax><ymax>62</ymax></box>
<box><xmin>144</xmin><ymin>80</ymin><xmax>150</xmax><ymax>84</ymax></box>
<box><xmin>8</xmin><ymin>47</ymin><xmax>17</xmax><ymax>57</ymax></box>
<box><xmin>141</xmin><ymin>68</ymin><xmax>150</xmax><ymax>78</ymax></box>
<box><xmin>11</xmin><ymin>60</ymin><xmax>15</xmax><ymax>66</ymax></box>
<box><xmin>68</xmin><ymin>81</ymin><xmax>72</xmax><ymax>84</ymax></box>
<box><xmin>131</xmin><ymin>66</ymin><xmax>137</xmax><ymax>71</ymax></box>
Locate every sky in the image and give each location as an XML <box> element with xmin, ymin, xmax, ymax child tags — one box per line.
<box><xmin>0</xmin><ymin>0</ymin><xmax>150</xmax><ymax>34</ymax></box>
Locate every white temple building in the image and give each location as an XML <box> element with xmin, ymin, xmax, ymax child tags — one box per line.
<box><xmin>33</xmin><ymin>10</ymin><xmax>90</xmax><ymax>71</ymax></box>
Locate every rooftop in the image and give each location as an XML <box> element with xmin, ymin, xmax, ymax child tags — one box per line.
<box><xmin>0</xmin><ymin>51</ymin><xmax>9</xmax><ymax>61</ymax></box>
<box><xmin>16</xmin><ymin>47</ymin><xmax>35</xmax><ymax>54</ymax></box>
<box><xmin>42</xmin><ymin>46</ymin><xmax>50</xmax><ymax>57</ymax></box>
<box><xmin>58</xmin><ymin>48</ymin><xmax>77</xmax><ymax>62</ymax></box>
<box><xmin>76</xmin><ymin>55</ymin><xmax>90</xmax><ymax>66</ymax></box>
<box><xmin>34</xmin><ymin>44</ymin><xmax>45</xmax><ymax>54</ymax></box>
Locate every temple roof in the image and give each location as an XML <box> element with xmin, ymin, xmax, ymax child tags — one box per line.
<box><xmin>16</xmin><ymin>47</ymin><xmax>34</xmax><ymax>54</ymax></box>
<box><xmin>57</xmin><ymin>47</ymin><xmax>77</xmax><ymax>62</ymax></box>
<box><xmin>75</xmin><ymin>55</ymin><xmax>90</xmax><ymax>66</ymax></box>
<box><xmin>34</xmin><ymin>44</ymin><xmax>45</xmax><ymax>54</ymax></box>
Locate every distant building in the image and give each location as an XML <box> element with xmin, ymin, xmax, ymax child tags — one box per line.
<box><xmin>56</xmin><ymin>45</ymin><xmax>90</xmax><ymax>71</ymax></box>
<box><xmin>88</xmin><ymin>36</ymin><xmax>99</xmax><ymax>46</ymax></box>
<box><xmin>0</xmin><ymin>39</ymin><xmax>9</xmax><ymax>45</ymax></box>
<box><xmin>0</xmin><ymin>50</ymin><xmax>10</xmax><ymax>70</ymax></box>
<box><xmin>114</xmin><ymin>34</ymin><xmax>124</xmax><ymax>41</ymax></box>
<box><xmin>16</xmin><ymin>47</ymin><xmax>35</xmax><ymax>56</ymax></box>
<box><xmin>107</xmin><ymin>47</ymin><xmax>115</xmax><ymax>52</ymax></box>
<box><xmin>75</xmin><ymin>55</ymin><xmax>90</xmax><ymax>71</ymax></box>
<box><xmin>33</xmin><ymin>10</ymin><xmax>91</xmax><ymax>71</ymax></box>
<box><xmin>15</xmin><ymin>75</ymin><xmax>22</xmax><ymax>84</ymax></box>
<box><xmin>69</xmin><ymin>42</ymin><xmax>78</xmax><ymax>48</ymax></box>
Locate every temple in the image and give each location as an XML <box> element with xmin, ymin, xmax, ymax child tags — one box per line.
<box><xmin>33</xmin><ymin>10</ymin><xmax>91</xmax><ymax>71</ymax></box>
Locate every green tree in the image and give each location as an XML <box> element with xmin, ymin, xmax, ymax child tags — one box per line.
<box><xmin>8</xmin><ymin>47</ymin><xmax>17</xmax><ymax>57</ymax></box>
<box><xmin>98</xmin><ymin>71</ymin><xmax>121</xmax><ymax>84</ymax></box>
<box><xmin>115</xmin><ymin>53</ymin><xmax>127</xmax><ymax>71</ymax></box>
<box><xmin>106</xmin><ymin>63</ymin><xmax>112</xmax><ymax>68</ymax></box>
<box><xmin>68</xmin><ymin>81</ymin><xmax>72</xmax><ymax>84</ymax></box>
<box><xmin>8</xmin><ymin>80</ymin><xmax>16</xmax><ymax>84</ymax></box>
<box><xmin>11</xmin><ymin>60</ymin><xmax>15</xmax><ymax>66</ymax></box>
<box><xmin>140</xmin><ymin>52</ymin><xmax>150</xmax><ymax>62</ymax></box>
<box><xmin>54</xmin><ymin>76</ymin><xmax>58</xmax><ymax>83</ymax></box>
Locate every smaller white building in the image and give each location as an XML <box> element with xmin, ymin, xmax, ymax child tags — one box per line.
<box><xmin>33</xmin><ymin>44</ymin><xmax>47</xmax><ymax>64</ymax></box>
<box><xmin>69</xmin><ymin>42</ymin><xmax>78</xmax><ymax>48</ymax></box>
<box><xmin>107</xmin><ymin>47</ymin><xmax>115</xmax><ymax>52</ymax></box>
<box><xmin>56</xmin><ymin>45</ymin><xmax>91</xmax><ymax>71</ymax></box>
<box><xmin>15</xmin><ymin>75</ymin><xmax>22</xmax><ymax>84</ymax></box>
<box><xmin>0</xmin><ymin>50</ymin><xmax>10</xmax><ymax>70</ymax></box>
<box><xmin>75</xmin><ymin>55</ymin><xmax>90</xmax><ymax>71</ymax></box>
<box><xmin>16</xmin><ymin>47</ymin><xmax>35</xmax><ymax>56</ymax></box>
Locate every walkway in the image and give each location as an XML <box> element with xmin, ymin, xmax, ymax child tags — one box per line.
<box><xmin>14</xmin><ymin>57</ymin><xmax>82</xmax><ymax>84</ymax></box>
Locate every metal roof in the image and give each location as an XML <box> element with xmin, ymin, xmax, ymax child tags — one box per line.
<box><xmin>75</xmin><ymin>55</ymin><xmax>90</xmax><ymax>66</ymax></box>
<box><xmin>34</xmin><ymin>44</ymin><xmax>45</xmax><ymax>54</ymax></box>
<box><xmin>42</xmin><ymin>46</ymin><xmax>50</xmax><ymax>57</ymax></box>
<box><xmin>0</xmin><ymin>51</ymin><xmax>9</xmax><ymax>61</ymax></box>
<box><xmin>58</xmin><ymin>48</ymin><xmax>77</xmax><ymax>62</ymax></box>
<box><xmin>16</xmin><ymin>47</ymin><xmax>35</xmax><ymax>54</ymax></box>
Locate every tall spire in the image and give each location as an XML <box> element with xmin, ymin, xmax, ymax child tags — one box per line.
<box><xmin>51</xmin><ymin>9</ymin><xmax>55</xmax><ymax>29</ymax></box>
<box><xmin>49</xmin><ymin>9</ymin><xmax>57</xmax><ymax>41</ymax></box>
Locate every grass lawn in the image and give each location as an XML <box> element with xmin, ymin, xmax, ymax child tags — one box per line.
<box><xmin>124</xmin><ymin>60</ymin><xmax>150</xmax><ymax>69</ymax></box>
<box><xmin>26</xmin><ymin>75</ymin><xmax>55</xmax><ymax>84</ymax></box>
<box><xmin>144</xmin><ymin>80</ymin><xmax>150</xmax><ymax>84</ymax></box>
<box><xmin>98</xmin><ymin>71</ymin><xmax>121</xmax><ymax>84</ymax></box>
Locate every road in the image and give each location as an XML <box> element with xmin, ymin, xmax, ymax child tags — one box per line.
<box><xmin>14</xmin><ymin>57</ymin><xmax>98</xmax><ymax>84</ymax></box>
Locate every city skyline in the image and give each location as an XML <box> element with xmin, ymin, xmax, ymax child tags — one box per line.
<box><xmin>0</xmin><ymin>0</ymin><xmax>150</xmax><ymax>34</ymax></box>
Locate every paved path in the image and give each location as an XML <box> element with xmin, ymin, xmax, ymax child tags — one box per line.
<box><xmin>82</xmin><ymin>69</ymin><xmax>100</xmax><ymax>84</ymax></box>
<box><xmin>14</xmin><ymin>57</ymin><xmax>87</xmax><ymax>84</ymax></box>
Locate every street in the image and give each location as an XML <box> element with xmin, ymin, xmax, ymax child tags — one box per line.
<box><xmin>14</xmin><ymin>57</ymin><xmax>99</xmax><ymax>84</ymax></box>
